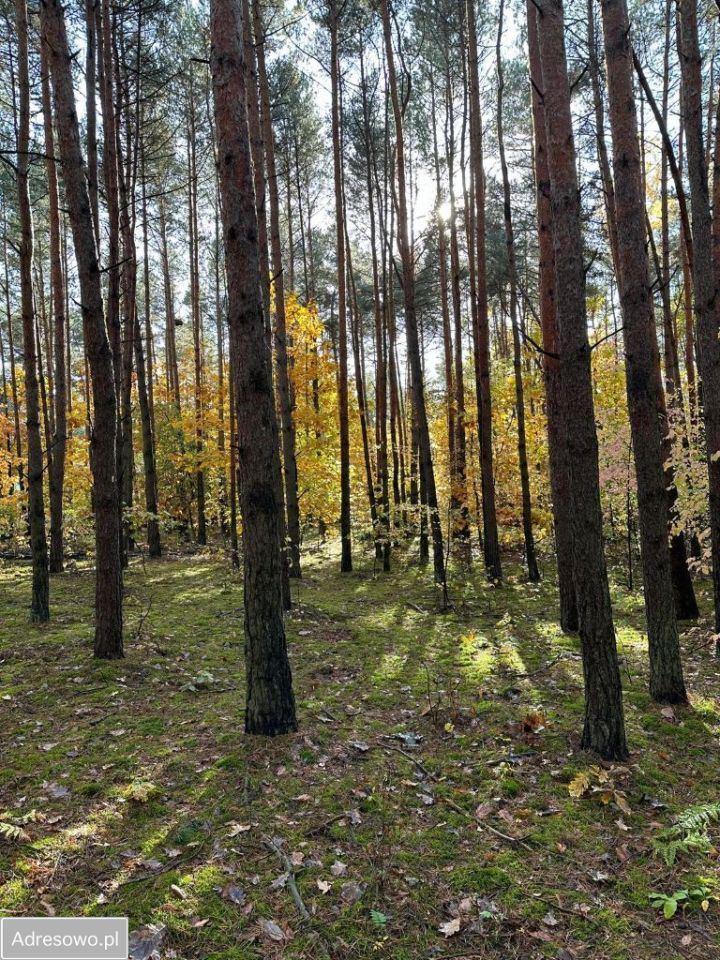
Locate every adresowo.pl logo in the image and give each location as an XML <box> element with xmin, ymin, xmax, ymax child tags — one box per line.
<box><xmin>0</xmin><ymin>918</ymin><xmax>128</xmax><ymax>960</ymax></box>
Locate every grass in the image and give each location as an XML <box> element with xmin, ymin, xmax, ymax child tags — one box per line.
<box><xmin>1</xmin><ymin>540</ymin><xmax>719</xmax><ymax>959</ymax></box>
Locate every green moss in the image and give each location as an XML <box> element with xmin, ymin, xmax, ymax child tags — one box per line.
<box><xmin>0</xmin><ymin>553</ymin><xmax>718</xmax><ymax>959</ymax></box>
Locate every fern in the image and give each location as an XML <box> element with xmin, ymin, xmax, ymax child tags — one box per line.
<box><xmin>0</xmin><ymin>809</ymin><xmax>44</xmax><ymax>843</ymax></box>
<box><xmin>654</xmin><ymin>803</ymin><xmax>720</xmax><ymax>865</ymax></box>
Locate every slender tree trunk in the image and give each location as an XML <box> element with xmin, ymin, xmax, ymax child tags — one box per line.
<box><xmin>587</xmin><ymin>0</ymin><xmax>620</xmax><ymax>277</ymax></box>
<box><xmin>466</xmin><ymin>0</ymin><xmax>502</xmax><ymax>581</ymax></box>
<box><xmin>360</xmin><ymin>42</ymin><xmax>390</xmax><ymax>570</ymax></box>
<box><xmin>253</xmin><ymin>0</ymin><xmax>302</xmax><ymax>577</ymax></box>
<box><xmin>600</xmin><ymin>0</ymin><xmax>687</xmax><ymax>701</ymax></box>
<box><xmin>497</xmin><ymin>0</ymin><xmax>539</xmax><ymax>582</ymax></box>
<box><xmin>330</xmin><ymin>0</ymin><xmax>353</xmax><ymax>572</ymax></box>
<box><xmin>134</xmin><ymin>305</ymin><xmax>161</xmax><ymax>557</ymax></box>
<box><xmin>140</xmin><ymin>135</ymin><xmax>155</xmax><ymax>438</ymax></box>
<box><xmin>242</xmin><ymin>0</ymin><xmax>291</xmax><ymax>607</ymax></box>
<box><xmin>527</xmin><ymin>0</ymin><xmax>577</xmax><ymax>628</ymax></box>
<box><xmin>17</xmin><ymin>0</ymin><xmax>50</xmax><ymax>621</ymax></box>
<box><xmin>677</xmin><ymin>0</ymin><xmax>720</xmax><ymax>645</ymax></box>
<box><xmin>445</xmin><ymin>75</ymin><xmax>472</xmax><ymax>561</ymax></box>
<box><xmin>158</xmin><ymin>198</ymin><xmax>181</xmax><ymax>410</ymax></box>
<box><xmin>41</xmin><ymin>41</ymin><xmax>67</xmax><ymax>575</ymax></box>
<box><xmin>536</xmin><ymin>0</ymin><xmax>627</xmax><ymax>759</ymax></box>
<box><xmin>98</xmin><ymin>0</ymin><xmax>124</xmax><ymax>570</ymax></box>
<box><xmin>381</xmin><ymin>0</ymin><xmax>446</xmax><ymax>596</ymax></box>
<box><xmin>42</xmin><ymin>0</ymin><xmax>123</xmax><ymax>657</ymax></box>
<box><xmin>3</xmin><ymin>203</ymin><xmax>23</xmax><ymax>489</ymax></box>
<box><xmin>85</xmin><ymin>0</ymin><xmax>99</xmax><ymax>241</ymax></box>
<box><xmin>187</xmin><ymin>98</ymin><xmax>207</xmax><ymax>545</ymax></box>
<box><xmin>210</xmin><ymin>0</ymin><xmax>297</xmax><ymax>735</ymax></box>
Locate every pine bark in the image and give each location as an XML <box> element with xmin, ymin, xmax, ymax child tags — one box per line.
<box><xmin>536</xmin><ymin>0</ymin><xmax>627</xmax><ymax>759</ymax></box>
<box><xmin>41</xmin><ymin>41</ymin><xmax>67</xmax><ymax>575</ymax></box>
<box><xmin>466</xmin><ymin>0</ymin><xmax>502</xmax><ymax>580</ymax></box>
<box><xmin>381</xmin><ymin>0</ymin><xmax>446</xmax><ymax>595</ymax></box>
<box><xmin>253</xmin><ymin>0</ymin><xmax>302</xmax><ymax>578</ymax></box>
<box><xmin>42</xmin><ymin>0</ymin><xmax>124</xmax><ymax>658</ymax></box>
<box><xmin>330</xmin><ymin>0</ymin><xmax>353</xmax><ymax>572</ymax></box>
<box><xmin>677</xmin><ymin>0</ymin><xmax>720</xmax><ymax>644</ymax></box>
<box><xmin>600</xmin><ymin>0</ymin><xmax>687</xmax><ymax>702</ymax></box>
<box><xmin>497</xmin><ymin>0</ymin><xmax>539</xmax><ymax>582</ymax></box>
<box><xmin>527</xmin><ymin>1</ymin><xmax>577</xmax><ymax>628</ymax></box>
<box><xmin>210</xmin><ymin>0</ymin><xmax>297</xmax><ymax>735</ymax></box>
<box><xmin>17</xmin><ymin>0</ymin><xmax>50</xmax><ymax>622</ymax></box>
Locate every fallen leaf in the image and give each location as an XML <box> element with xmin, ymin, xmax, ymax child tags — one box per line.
<box><xmin>128</xmin><ymin>924</ymin><xmax>166</xmax><ymax>960</ymax></box>
<box><xmin>438</xmin><ymin>917</ymin><xmax>461</xmax><ymax>937</ymax></box>
<box><xmin>226</xmin><ymin>822</ymin><xmax>251</xmax><ymax>837</ymax></box>
<box><xmin>223</xmin><ymin>885</ymin><xmax>246</xmax><ymax>905</ymax></box>
<box><xmin>341</xmin><ymin>881</ymin><xmax>364</xmax><ymax>903</ymax></box>
<box><xmin>259</xmin><ymin>919</ymin><xmax>285</xmax><ymax>942</ymax></box>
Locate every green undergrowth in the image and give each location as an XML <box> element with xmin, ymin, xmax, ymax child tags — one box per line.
<box><xmin>1</xmin><ymin>542</ymin><xmax>718</xmax><ymax>959</ymax></box>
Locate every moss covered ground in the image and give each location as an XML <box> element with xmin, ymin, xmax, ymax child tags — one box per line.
<box><xmin>1</xmin><ymin>543</ymin><xmax>719</xmax><ymax>959</ymax></box>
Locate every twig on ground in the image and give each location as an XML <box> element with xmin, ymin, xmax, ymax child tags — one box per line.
<box><xmin>380</xmin><ymin>742</ymin><xmax>438</xmax><ymax>781</ymax></box>
<box><xmin>441</xmin><ymin>797</ymin><xmax>533</xmax><ymax>851</ymax></box>
<box><xmin>263</xmin><ymin>836</ymin><xmax>310</xmax><ymax>920</ymax></box>
<box><xmin>506</xmin><ymin>653</ymin><xmax>573</xmax><ymax>680</ymax></box>
<box><xmin>304</xmin><ymin>813</ymin><xmax>347</xmax><ymax>836</ymax></box>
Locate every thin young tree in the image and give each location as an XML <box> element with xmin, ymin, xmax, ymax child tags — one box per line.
<box><xmin>535</xmin><ymin>0</ymin><xmax>626</xmax><ymax>759</ymax></box>
<box><xmin>677</xmin><ymin>0</ymin><xmax>720</xmax><ymax>648</ymax></box>
<box><xmin>41</xmin><ymin>0</ymin><xmax>124</xmax><ymax>658</ymax></box>
<box><xmin>210</xmin><ymin>0</ymin><xmax>297</xmax><ymax>735</ymax></box>
<box><xmin>330</xmin><ymin>0</ymin><xmax>352</xmax><ymax>572</ymax></box>
<box><xmin>16</xmin><ymin>0</ymin><xmax>50</xmax><ymax>621</ymax></box>
<box><xmin>252</xmin><ymin>0</ymin><xmax>302</xmax><ymax>578</ymax></box>
<box><xmin>466</xmin><ymin>0</ymin><xmax>502</xmax><ymax>581</ymax></box>
<box><xmin>381</xmin><ymin>0</ymin><xmax>446</xmax><ymax>596</ymax></box>
<box><xmin>40</xmin><ymin>42</ymin><xmax>67</xmax><ymax>575</ymax></box>
<box><xmin>496</xmin><ymin>0</ymin><xmax>539</xmax><ymax>583</ymax></box>
<box><xmin>599</xmin><ymin>0</ymin><xmax>687</xmax><ymax>703</ymax></box>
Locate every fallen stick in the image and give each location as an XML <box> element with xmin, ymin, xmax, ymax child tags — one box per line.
<box><xmin>441</xmin><ymin>797</ymin><xmax>533</xmax><ymax>852</ymax></box>
<box><xmin>263</xmin><ymin>836</ymin><xmax>310</xmax><ymax>920</ymax></box>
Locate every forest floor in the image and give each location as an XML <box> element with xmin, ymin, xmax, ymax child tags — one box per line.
<box><xmin>1</xmin><ymin>543</ymin><xmax>719</xmax><ymax>960</ymax></box>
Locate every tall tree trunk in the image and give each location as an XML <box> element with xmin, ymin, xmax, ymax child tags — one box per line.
<box><xmin>381</xmin><ymin>0</ymin><xmax>446</xmax><ymax>596</ymax></box>
<box><xmin>360</xmin><ymin>41</ymin><xmax>390</xmax><ymax>571</ymax></box>
<box><xmin>600</xmin><ymin>0</ymin><xmax>687</xmax><ymax>702</ymax></box>
<box><xmin>253</xmin><ymin>0</ymin><xmax>302</xmax><ymax>577</ymax></box>
<box><xmin>242</xmin><ymin>0</ymin><xmax>291</xmax><ymax>607</ymax></box>
<box><xmin>330</xmin><ymin>0</ymin><xmax>353</xmax><ymax>572</ymax></box>
<box><xmin>158</xmin><ymin>198</ymin><xmax>181</xmax><ymax>410</ymax></box>
<box><xmin>210</xmin><ymin>0</ymin><xmax>297</xmax><ymax>735</ymax></box>
<box><xmin>41</xmin><ymin>40</ymin><xmax>67</xmax><ymax>575</ymax></box>
<box><xmin>527</xmin><ymin>0</ymin><xmax>577</xmax><ymax>628</ymax></box>
<box><xmin>445</xmin><ymin>72</ymin><xmax>472</xmax><ymax>561</ymax></box>
<box><xmin>85</xmin><ymin>0</ymin><xmax>99</xmax><ymax>240</ymax></box>
<box><xmin>677</xmin><ymin>0</ymin><xmax>720</xmax><ymax>645</ymax></box>
<box><xmin>3</xmin><ymin>203</ymin><xmax>23</xmax><ymax>489</ymax></box>
<box><xmin>497</xmin><ymin>0</ymin><xmax>539</xmax><ymax>582</ymax></box>
<box><xmin>536</xmin><ymin>0</ymin><xmax>627</xmax><ymax>759</ymax></box>
<box><xmin>42</xmin><ymin>0</ymin><xmax>123</xmax><ymax>658</ymax></box>
<box><xmin>98</xmin><ymin>0</ymin><xmax>123</xmax><ymax>567</ymax></box>
<box><xmin>187</xmin><ymin>96</ymin><xmax>207</xmax><ymax>546</ymax></box>
<box><xmin>17</xmin><ymin>0</ymin><xmax>50</xmax><ymax>622</ymax></box>
<box><xmin>466</xmin><ymin>0</ymin><xmax>502</xmax><ymax>580</ymax></box>
<box><xmin>587</xmin><ymin>0</ymin><xmax>620</xmax><ymax>278</ymax></box>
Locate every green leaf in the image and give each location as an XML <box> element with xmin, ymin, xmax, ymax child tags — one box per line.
<box><xmin>663</xmin><ymin>899</ymin><xmax>677</xmax><ymax>920</ymax></box>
